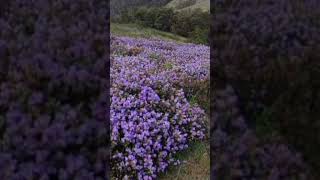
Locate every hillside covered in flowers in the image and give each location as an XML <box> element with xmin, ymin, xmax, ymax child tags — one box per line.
<box><xmin>110</xmin><ymin>36</ymin><xmax>209</xmax><ymax>179</ymax></box>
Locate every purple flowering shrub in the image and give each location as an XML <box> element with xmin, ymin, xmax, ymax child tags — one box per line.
<box><xmin>211</xmin><ymin>84</ymin><xmax>313</xmax><ymax>179</ymax></box>
<box><xmin>0</xmin><ymin>0</ymin><xmax>109</xmax><ymax>179</ymax></box>
<box><xmin>111</xmin><ymin>36</ymin><xmax>209</xmax><ymax>179</ymax></box>
<box><xmin>212</xmin><ymin>0</ymin><xmax>320</xmax><ymax>176</ymax></box>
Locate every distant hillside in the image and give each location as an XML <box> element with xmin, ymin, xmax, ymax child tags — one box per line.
<box><xmin>166</xmin><ymin>0</ymin><xmax>209</xmax><ymax>12</ymax></box>
<box><xmin>111</xmin><ymin>0</ymin><xmax>209</xmax><ymax>18</ymax></box>
<box><xmin>111</xmin><ymin>23</ymin><xmax>189</xmax><ymax>43</ymax></box>
<box><xmin>110</xmin><ymin>0</ymin><xmax>171</xmax><ymax>17</ymax></box>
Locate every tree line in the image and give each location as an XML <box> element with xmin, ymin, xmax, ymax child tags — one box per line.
<box><xmin>110</xmin><ymin>0</ymin><xmax>171</xmax><ymax>18</ymax></box>
<box><xmin>115</xmin><ymin>7</ymin><xmax>210</xmax><ymax>44</ymax></box>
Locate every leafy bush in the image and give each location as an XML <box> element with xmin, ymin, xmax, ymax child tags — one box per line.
<box><xmin>212</xmin><ymin>0</ymin><xmax>320</xmax><ymax>176</ymax></box>
<box><xmin>154</xmin><ymin>8</ymin><xmax>175</xmax><ymax>31</ymax></box>
<box><xmin>110</xmin><ymin>0</ymin><xmax>172</xmax><ymax>18</ymax></box>
<box><xmin>211</xmin><ymin>85</ymin><xmax>312</xmax><ymax>179</ymax></box>
<box><xmin>170</xmin><ymin>10</ymin><xmax>192</xmax><ymax>37</ymax></box>
<box><xmin>118</xmin><ymin>7</ymin><xmax>209</xmax><ymax>44</ymax></box>
<box><xmin>171</xmin><ymin>8</ymin><xmax>210</xmax><ymax>44</ymax></box>
<box><xmin>190</xmin><ymin>27</ymin><xmax>209</xmax><ymax>44</ymax></box>
<box><xmin>0</xmin><ymin>0</ymin><xmax>109</xmax><ymax>179</ymax></box>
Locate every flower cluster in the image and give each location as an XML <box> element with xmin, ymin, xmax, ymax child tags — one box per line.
<box><xmin>111</xmin><ymin>36</ymin><xmax>209</xmax><ymax>179</ymax></box>
<box><xmin>212</xmin><ymin>0</ymin><xmax>320</xmax><ymax>176</ymax></box>
<box><xmin>0</xmin><ymin>0</ymin><xmax>109</xmax><ymax>179</ymax></box>
<box><xmin>211</xmin><ymin>84</ymin><xmax>312</xmax><ymax>179</ymax></box>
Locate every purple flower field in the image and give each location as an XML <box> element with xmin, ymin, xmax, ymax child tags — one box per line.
<box><xmin>110</xmin><ymin>36</ymin><xmax>209</xmax><ymax>179</ymax></box>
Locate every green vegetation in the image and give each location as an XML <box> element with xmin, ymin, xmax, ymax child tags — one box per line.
<box><xmin>254</xmin><ymin>108</ymin><xmax>280</xmax><ymax>140</ymax></box>
<box><xmin>159</xmin><ymin>140</ymin><xmax>210</xmax><ymax>180</ymax></box>
<box><xmin>111</xmin><ymin>2</ymin><xmax>210</xmax><ymax>178</ymax></box>
<box><xmin>111</xmin><ymin>22</ymin><xmax>209</xmax><ymax>179</ymax></box>
<box><xmin>166</xmin><ymin>0</ymin><xmax>209</xmax><ymax>12</ymax></box>
<box><xmin>159</xmin><ymin>80</ymin><xmax>210</xmax><ymax>179</ymax></box>
<box><xmin>110</xmin><ymin>0</ymin><xmax>171</xmax><ymax>18</ymax></box>
<box><xmin>111</xmin><ymin>23</ymin><xmax>189</xmax><ymax>43</ymax></box>
<box><xmin>116</xmin><ymin>6</ymin><xmax>209</xmax><ymax>44</ymax></box>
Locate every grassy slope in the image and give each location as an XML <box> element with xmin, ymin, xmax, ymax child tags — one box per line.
<box><xmin>166</xmin><ymin>0</ymin><xmax>209</xmax><ymax>12</ymax></box>
<box><xmin>111</xmin><ymin>23</ymin><xmax>189</xmax><ymax>43</ymax></box>
<box><xmin>111</xmin><ymin>23</ymin><xmax>210</xmax><ymax>179</ymax></box>
<box><xmin>159</xmin><ymin>141</ymin><xmax>210</xmax><ymax>180</ymax></box>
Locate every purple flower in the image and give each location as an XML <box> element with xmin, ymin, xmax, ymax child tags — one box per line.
<box><xmin>111</xmin><ymin>36</ymin><xmax>209</xmax><ymax>179</ymax></box>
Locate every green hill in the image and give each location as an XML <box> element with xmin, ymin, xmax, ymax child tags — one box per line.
<box><xmin>166</xmin><ymin>0</ymin><xmax>209</xmax><ymax>12</ymax></box>
<box><xmin>111</xmin><ymin>23</ymin><xmax>189</xmax><ymax>43</ymax></box>
<box><xmin>111</xmin><ymin>0</ymin><xmax>171</xmax><ymax>17</ymax></box>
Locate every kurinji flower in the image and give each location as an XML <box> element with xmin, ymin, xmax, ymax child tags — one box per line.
<box><xmin>111</xmin><ymin>36</ymin><xmax>209</xmax><ymax>179</ymax></box>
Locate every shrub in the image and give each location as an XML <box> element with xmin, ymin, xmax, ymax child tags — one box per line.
<box><xmin>119</xmin><ymin>7</ymin><xmax>209</xmax><ymax>44</ymax></box>
<box><xmin>190</xmin><ymin>27</ymin><xmax>209</xmax><ymax>44</ymax></box>
<box><xmin>212</xmin><ymin>0</ymin><xmax>320</xmax><ymax>175</ymax></box>
<box><xmin>211</xmin><ymin>84</ymin><xmax>312</xmax><ymax>179</ymax></box>
<box><xmin>110</xmin><ymin>36</ymin><xmax>209</xmax><ymax>179</ymax></box>
<box><xmin>171</xmin><ymin>9</ymin><xmax>209</xmax><ymax>44</ymax></box>
<box><xmin>0</xmin><ymin>0</ymin><xmax>109</xmax><ymax>179</ymax></box>
<box><xmin>154</xmin><ymin>8</ymin><xmax>175</xmax><ymax>32</ymax></box>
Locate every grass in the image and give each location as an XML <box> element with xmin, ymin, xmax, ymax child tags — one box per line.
<box><xmin>159</xmin><ymin>141</ymin><xmax>210</xmax><ymax>180</ymax></box>
<box><xmin>111</xmin><ymin>23</ymin><xmax>189</xmax><ymax>43</ymax></box>
<box><xmin>158</xmin><ymin>81</ymin><xmax>210</xmax><ymax>179</ymax></box>
<box><xmin>158</xmin><ymin>92</ymin><xmax>210</xmax><ymax>180</ymax></box>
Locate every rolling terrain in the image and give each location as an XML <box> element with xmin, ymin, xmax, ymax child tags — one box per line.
<box><xmin>166</xmin><ymin>0</ymin><xmax>210</xmax><ymax>11</ymax></box>
<box><xmin>110</xmin><ymin>1</ymin><xmax>210</xmax><ymax>179</ymax></box>
<box><xmin>111</xmin><ymin>23</ymin><xmax>189</xmax><ymax>43</ymax></box>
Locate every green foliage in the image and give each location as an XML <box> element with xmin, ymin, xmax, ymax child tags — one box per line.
<box><xmin>212</xmin><ymin>0</ymin><xmax>320</xmax><ymax>175</ymax></box>
<box><xmin>170</xmin><ymin>10</ymin><xmax>191</xmax><ymax>37</ymax></box>
<box><xmin>163</xmin><ymin>62</ymin><xmax>174</xmax><ymax>70</ymax></box>
<box><xmin>254</xmin><ymin>108</ymin><xmax>278</xmax><ymax>139</ymax></box>
<box><xmin>171</xmin><ymin>8</ymin><xmax>209</xmax><ymax>44</ymax></box>
<box><xmin>116</xmin><ymin>7</ymin><xmax>209</xmax><ymax>44</ymax></box>
<box><xmin>154</xmin><ymin>8</ymin><xmax>175</xmax><ymax>31</ymax></box>
<box><xmin>133</xmin><ymin>7</ymin><xmax>175</xmax><ymax>32</ymax></box>
<box><xmin>149</xmin><ymin>53</ymin><xmax>160</xmax><ymax>59</ymax></box>
<box><xmin>184</xmin><ymin>80</ymin><xmax>210</xmax><ymax>113</ymax></box>
<box><xmin>111</xmin><ymin>23</ymin><xmax>189</xmax><ymax>43</ymax></box>
<box><xmin>110</xmin><ymin>0</ymin><xmax>172</xmax><ymax>17</ymax></box>
<box><xmin>190</xmin><ymin>27</ymin><xmax>208</xmax><ymax>44</ymax></box>
<box><xmin>159</xmin><ymin>140</ymin><xmax>209</xmax><ymax>179</ymax></box>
